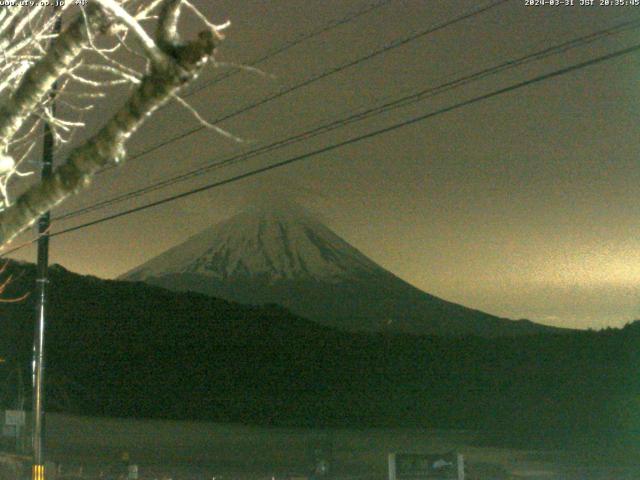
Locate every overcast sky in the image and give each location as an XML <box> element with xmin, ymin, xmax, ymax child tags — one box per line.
<box><xmin>7</xmin><ymin>0</ymin><xmax>640</xmax><ymax>329</ymax></box>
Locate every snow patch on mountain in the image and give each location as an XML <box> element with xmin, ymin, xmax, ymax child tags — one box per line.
<box><xmin>121</xmin><ymin>198</ymin><xmax>567</xmax><ymax>337</ymax></box>
<box><xmin>125</xmin><ymin>200</ymin><xmax>382</xmax><ymax>284</ymax></box>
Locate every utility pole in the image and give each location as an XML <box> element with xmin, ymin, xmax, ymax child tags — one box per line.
<box><xmin>32</xmin><ymin>8</ymin><xmax>62</xmax><ymax>480</ymax></box>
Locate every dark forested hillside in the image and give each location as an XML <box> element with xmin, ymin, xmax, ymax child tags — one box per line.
<box><xmin>0</xmin><ymin>261</ymin><xmax>638</xmax><ymax>456</ymax></box>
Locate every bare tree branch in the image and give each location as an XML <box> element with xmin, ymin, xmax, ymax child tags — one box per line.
<box><xmin>0</xmin><ymin>5</ymin><xmax>218</xmax><ymax>247</ymax></box>
<box><xmin>94</xmin><ymin>0</ymin><xmax>168</xmax><ymax>65</ymax></box>
<box><xmin>156</xmin><ymin>0</ymin><xmax>182</xmax><ymax>47</ymax></box>
<box><xmin>0</xmin><ymin>4</ymin><xmax>111</xmax><ymax>151</ymax></box>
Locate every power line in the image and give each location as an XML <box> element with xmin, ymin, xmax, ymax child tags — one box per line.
<box><xmin>56</xmin><ymin>101</ymin><xmax>388</xmax><ymax>220</ymax></box>
<box><xmin>57</xmin><ymin>0</ymin><xmax>511</xmax><ymax>218</ymax></box>
<box><xmin>36</xmin><ymin>42</ymin><xmax>640</xmax><ymax>244</ymax></box>
<box><xmin>95</xmin><ymin>0</ymin><xmax>509</xmax><ymax>174</ymax></box>
<box><xmin>180</xmin><ymin>0</ymin><xmax>393</xmax><ymax>99</ymax></box>
<box><xmin>54</xmin><ymin>0</ymin><xmax>393</xmax><ymax>164</ymax></box>
<box><xmin>0</xmin><ymin>0</ymin><xmax>510</xmax><ymax>258</ymax></box>
<box><xmin>55</xmin><ymin>16</ymin><xmax>640</xmax><ymax>222</ymax></box>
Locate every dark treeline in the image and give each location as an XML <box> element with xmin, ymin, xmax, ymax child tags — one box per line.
<box><xmin>0</xmin><ymin>262</ymin><xmax>638</xmax><ymax>457</ymax></box>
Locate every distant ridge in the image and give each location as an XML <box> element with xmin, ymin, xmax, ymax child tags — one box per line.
<box><xmin>122</xmin><ymin>199</ymin><xmax>567</xmax><ymax>337</ymax></box>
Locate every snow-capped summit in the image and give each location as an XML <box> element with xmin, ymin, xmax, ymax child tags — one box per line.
<box><xmin>125</xmin><ymin>199</ymin><xmax>381</xmax><ymax>284</ymax></box>
<box><xmin>122</xmin><ymin>199</ymin><xmax>562</xmax><ymax>337</ymax></box>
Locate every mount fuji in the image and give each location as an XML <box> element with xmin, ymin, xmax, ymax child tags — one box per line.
<box><xmin>121</xmin><ymin>200</ymin><xmax>563</xmax><ymax>337</ymax></box>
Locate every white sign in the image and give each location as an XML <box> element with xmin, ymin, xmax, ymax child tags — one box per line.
<box><xmin>5</xmin><ymin>410</ymin><xmax>25</xmax><ymax>426</ymax></box>
<box><xmin>128</xmin><ymin>464</ymin><xmax>138</xmax><ymax>480</ymax></box>
<box><xmin>388</xmin><ymin>452</ymin><xmax>464</xmax><ymax>480</ymax></box>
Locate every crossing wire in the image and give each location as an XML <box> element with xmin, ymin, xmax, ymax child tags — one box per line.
<box><xmin>55</xmin><ymin>16</ymin><xmax>640</xmax><ymax>222</ymax></box>
<box><xmin>179</xmin><ymin>0</ymin><xmax>394</xmax><ymax>99</ymax></box>
<box><xmin>95</xmin><ymin>0</ymin><xmax>510</xmax><ymax>174</ymax></box>
<box><xmin>36</xmin><ymin>42</ymin><xmax>640</xmax><ymax>244</ymax></box>
<box><xmin>53</xmin><ymin>0</ymin><xmax>393</xmax><ymax>164</ymax></box>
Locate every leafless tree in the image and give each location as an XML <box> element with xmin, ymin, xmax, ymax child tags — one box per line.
<box><xmin>0</xmin><ymin>0</ymin><xmax>229</xmax><ymax>250</ymax></box>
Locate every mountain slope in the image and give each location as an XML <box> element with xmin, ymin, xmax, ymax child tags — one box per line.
<box><xmin>125</xmin><ymin>201</ymin><xmax>381</xmax><ymax>282</ymax></box>
<box><xmin>122</xmin><ymin>200</ymin><xmax>564</xmax><ymax>337</ymax></box>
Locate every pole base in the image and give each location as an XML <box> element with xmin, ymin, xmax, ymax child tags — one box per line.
<box><xmin>32</xmin><ymin>464</ymin><xmax>45</xmax><ymax>480</ymax></box>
